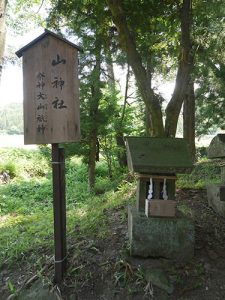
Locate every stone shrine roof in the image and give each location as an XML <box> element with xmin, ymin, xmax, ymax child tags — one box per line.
<box><xmin>126</xmin><ymin>137</ymin><xmax>193</xmax><ymax>174</ymax></box>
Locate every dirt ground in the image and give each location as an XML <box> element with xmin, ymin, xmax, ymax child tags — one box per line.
<box><xmin>1</xmin><ymin>188</ymin><xmax>225</xmax><ymax>299</ymax></box>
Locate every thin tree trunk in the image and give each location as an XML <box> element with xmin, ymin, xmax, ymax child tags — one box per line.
<box><xmin>165</xmin><ymin>0</ymin><xmax>193</xmax><ymax>137</ymax></box>
<box><xmin>183</xmin><ymin>79</ymin><xmax>196</xmax><ymax>161</ymax></box>
<box><xmin>88</xmin><ymin>128</ymin><xmax>98</xmax><ymax>189</ymax></box>
<box><xmin>114</xmin><ymin>64</ymin><xmax>130</xmax><ymax>167</ymax></box>
<box><xmin>105</xmin><ymin>40</ymin><xmax>128</xmax><ymax>167</ymax></box>
<box><xmin>88</xmin><ymin>37</ymin><xmax>101</xmax><ymax>190</ymax></box>
<box><xmin>0</xmin><ymin>0</ymin><xmax>7</xmax><ymax>82</ymax></box>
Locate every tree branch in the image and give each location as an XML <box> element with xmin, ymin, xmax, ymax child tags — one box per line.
<box><xmin>165</xmin><ymin>0</ymin><xmax>193</xmax><ymax>137</ymax></box>
<box><xmin>106</xmin><ymin>0</ymin><xmax>164</xmax><ymax>136</ymax></box>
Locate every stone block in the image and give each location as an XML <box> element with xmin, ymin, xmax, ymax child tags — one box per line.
<box><xmin>128</xmin><ymin>206</ymin><xmax>195</xmax><ymax>262</ymax></box>
<box><xmin>207</xmin><ymin>134</ymin><xmax>225</xmax><ymax>159</ymax></box>
<box><xmin>207</xmin><ymin>184</ymin><xmax>225</xmax><ymax>217</ymax></box>
<box><xmin>17</xmin><ymin>280</ymin><xmax>58</xmax><ymax>300</ymax></box>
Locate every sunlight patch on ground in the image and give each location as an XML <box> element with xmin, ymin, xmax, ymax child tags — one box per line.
<box><xmin>0</xmin><ymin>213</ymin><xmax>25</xmax><ymax>229</ymax></box>
<box><xmin>75</xmin><ymin>208</ymin><xmax>87</xmax><ymax>218</ymax></box>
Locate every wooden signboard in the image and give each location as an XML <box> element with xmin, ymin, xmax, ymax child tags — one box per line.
<box><xmin>16</xmin><ymin>30</ymin><xmax>82</xmax><ymax>283</ymax></box>
<box><xmin>145</xmin><ymin>199</ymin><xmax>176</xmax><ymax>218</ymax></box>
<box><xmin>16</xmin><ymin>29</ymin><xmax>81</xmax><ymax>144</ymax></box>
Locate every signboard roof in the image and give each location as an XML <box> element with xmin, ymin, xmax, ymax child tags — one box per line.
<box><xmin>126</xmin><ymin>137</ymin><xmax>193</xmax><ymax>174</ymax></box>
<box><xmin>16</xmin><ymin>29</ymin><xmax>82</xmax><ymax>58</ymax></box>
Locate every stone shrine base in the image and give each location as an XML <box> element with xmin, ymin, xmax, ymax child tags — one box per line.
<box><xmin>207</xmin><ymin>184</ymin><xmax>225</xmax><ymax>217</ymax></box>
<box><xmin>128</xmin><ymin>206</ymin><xmax>195</xmax><ymax>262</ymax></box>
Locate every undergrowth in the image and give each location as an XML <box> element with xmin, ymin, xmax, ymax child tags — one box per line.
<box><xmin>0</xmin><ymin>148</ymin><xmax>134</xmax><ymax>265</ymax></box>
<box><xmin>0</xmin><ymin>147</ymin><xmax>221</xmax><ymax>266</ymax></box>
<box><xmin>177</xmin><ymin>158</ymin><xmax>221</xmax><ymax>189</ymax></box>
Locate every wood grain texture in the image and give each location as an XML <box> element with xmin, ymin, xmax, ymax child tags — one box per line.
<box><xmin>145</xmin><ymin>199</ymin><xmax>176</xmax><ymax>217</ymax></box>
<box><xmin>22</xmin><ymin>35</ymin><xmax>80</xmax><ymax>144</ymax></box>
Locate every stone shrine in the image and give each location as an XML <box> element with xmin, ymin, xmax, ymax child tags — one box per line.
<box><xmin>126</xmin><ymin>137</ymin><xmax>195</xmax><ymax>262</ymax></box>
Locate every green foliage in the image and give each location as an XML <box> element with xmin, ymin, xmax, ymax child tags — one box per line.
<box><xmin>196</xmin><ymin>146</ymin><xmax>207</xmax><ymax>160</ymax></box>
<box><xmin>0</xmin><ymin>161</ymin><xmax>17</xmax><ymax>178</ymax></box>
<box><xmin>177</xmin><ymin>159</ymin><xmax>221</xmax><ymax>189</ymax></box>
<box><xmin>0</xmin><ymin>211</ymin><xmax>54</xmax><ymax>265</ymax></box>
<box><xmin>0</xmin><ymin>179</ymin><xmax>52</xmax><ymax>214</ymax></box>
<box><xmin>0</xmin><ymin>146</ymin><xmax>224</xmax><ymax>267</ymax></box>
<box><xmin>193</xmin><ymin>1</ymin><xmax>225</xmax><ymax>135</ymax></box>
<box><xmin>0</xmin><ymin>148</ymin><xmax>135</xmax><ymax>265</ymax></box>
<box><xmin>6</xmin><ymin>0</ymin><xmax>47</xmax><ymax>35</ymax></box>
<box><xmin>0</xmin><ymin>151</ymin><xmax>122</xmax><ymax>216</ymax></box>
<box><xmin>177</xmin><ymin>204</ymin><xmax>193</xmax><ymax>218</ymax></box>
<box><xmin>0</xmin><ymin>148</ymin><xmax>50</xmax><ymax>179</ymax></box>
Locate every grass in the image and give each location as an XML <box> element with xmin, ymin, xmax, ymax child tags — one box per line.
<box><xmin>0</xmin><ymin>211</ymin><xmax>54</xmax><ymax>265</ymax></box>
<box><xmin>177</xmin><ymin>158</ymin><xmax>221</xmax><ymax>189</ymax></box>
<box><xmin>0</xmin><ymin>148</ymin><xmax>135</xmax><ymax>266</ymax></box>
<box><xmin>0</xmin><ymin>180</ymin><xmax>135</xmax><ymax>265</ymax></box>
<box><xmin>0</xmin><ymin>147</ymin><xmax>222</xmax><ymax>267</ymax></box>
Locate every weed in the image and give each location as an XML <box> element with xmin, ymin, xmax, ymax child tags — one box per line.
<box><xmin>114</xmin><ymin>259</ymin><xmax>133</xmax><ymax>286</ymax></box>
<box><xmin>127</xmin><ymin>287</ymin><xmax>138</xmax><ymax>295</ymax></box>
<box><xmin>196</xmin><ymin>262</ymin><xmax>205</xmax><ymax>276</ymax></box>
<box><xmin>6</xmin><ymin>279</ymin><xmax>17</xmax><ymax>295</ymax></box>
<box><xmin>144</xmin><ymin>281</ymin><xmax>154</xmax><ymax>299</ymax></box>
<box><xmin>177</xmin><ymin>204</ymin><xmax>194</xmax><ymax>217</ymax></box>
<box><xmin>0</xmin><ymin>161</ymin><xmax>17</xmax><ymax>178</ymax></box>
<box><xmin>135</xmin><ymin>265</ymin><xmax>145</xmax><ymax>286</ymax></box>
<box><xmin>0</xmin><ymin>148</ymin><xmax>133</xmax><ymax>265</ymax></box>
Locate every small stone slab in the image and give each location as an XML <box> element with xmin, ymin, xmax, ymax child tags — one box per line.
<box><xmin>128</xmin><ymin>206</ymin><xmax>195</xmax><ymax>262</ymax></box>
<box><xmin>207</xmin><ymin>184</ymin><xmax>225</xmax><ymax>217</ymax></box>
<box><xmin>126</xmin><ymin>137</ymin><xmax>193</xmax><ymax>174</ymax></box>
<box><xmin>17</xmin><ymin>280</ymin><xmax>58</xmax><ymax>300</ymax></box>
<box><xmin>144</xmin><ymin>268</ymin><xmax>174</xmax><ymax>294</ymax></box>
<box><xmin>207</xmin><ymin>134</ymin><xmax>225</xmax><ymax>159</ymax></box>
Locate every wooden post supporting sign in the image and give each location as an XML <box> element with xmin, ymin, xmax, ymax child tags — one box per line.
<box><xmin>52</xmin><ymin>143</ymin><xmax>66</xmax><ymax>282</ymax></box>
<box><xmin>16</xmin><ymin>29</ymin><xmax>81</xmax><ymax>283</ymax></box>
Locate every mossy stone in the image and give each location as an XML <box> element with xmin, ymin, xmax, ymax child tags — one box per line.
<box><xmin>128</xmin><ymin>206</ymin><xmax>195</xmax><ymax>262</ymax></box>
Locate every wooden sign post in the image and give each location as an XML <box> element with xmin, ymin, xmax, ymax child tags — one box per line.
<box><xmin>16</xmin><ymin>29</ymin><xmax>81</xmax><ymax>283</ymax></box>
<box><xmin>52</xmin><ymin>143</ymin><xmax>66</xmax><ymax>282</ymax></box>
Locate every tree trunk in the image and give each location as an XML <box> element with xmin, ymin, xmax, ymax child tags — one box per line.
<box><xmin>105</xmin><ymin>40</ymin><xmax>128</xmax><ymax>167</ymax></box>
<box><xmin>114</xmin><ymin>64</ymin><xmax>130</xmax><ymax>167</ymax></box>
<box><xmin>107</xmin><ymin>0</ymin><xmax>165</xmax><ymax>137</ymax></box>
<box><xmin>88</xmin><ymin>128</ymin><xmax>98</xmax><ymax>190</ymax></box>
<box><xmin>165</xmin><ymin>0</ymin><xmax>193</xmax><ymax>137</ymax></box>
<box><xmin>88</xmin><ymin>37</ymin><xmax>102</xmax><ymax>190</ymax></box>
<box><xmin>115</xmin><ymin>132</ymin><xmax>127</xmax><ymax>167</ymax></box>
<box><xmin>0</xmin><ymin>0</ymin><xmax>7</xmax><ymax>82</ymax></box>
<box><xmin>107</xmin><ymin>0</ymin><xmax>194</xmax><ymax>138</ymax></box>
<box><xmin>183</xmin><ymin>79</ymin><xmax>196</xmax><ymax>162</ymax></box>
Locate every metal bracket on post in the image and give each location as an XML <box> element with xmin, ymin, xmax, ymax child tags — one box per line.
<box><xmin>52</xmin><ymin>143</ymin><xmax>67</xmax><ymax>284</ymax></box>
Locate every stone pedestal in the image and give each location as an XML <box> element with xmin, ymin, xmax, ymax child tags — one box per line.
<box><xmin>207</xmin><ymin>184</ymin><xmax>225</xmax><ymax>217</ymax></box>
<box><xmin>128</xmin><ymin>206</ymin><xmax>195</xmax><ymax>262</ymax></box>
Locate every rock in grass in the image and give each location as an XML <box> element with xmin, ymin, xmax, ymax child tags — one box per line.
<box><xmin>144</xmin><ymin>268</ymin><xmax>174</xmax><ymax>294</ymax></box>
<box><xmin>17</xmin><ymin>280</ymin><xmax>58</xmax><ymax>300</ymax></box>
